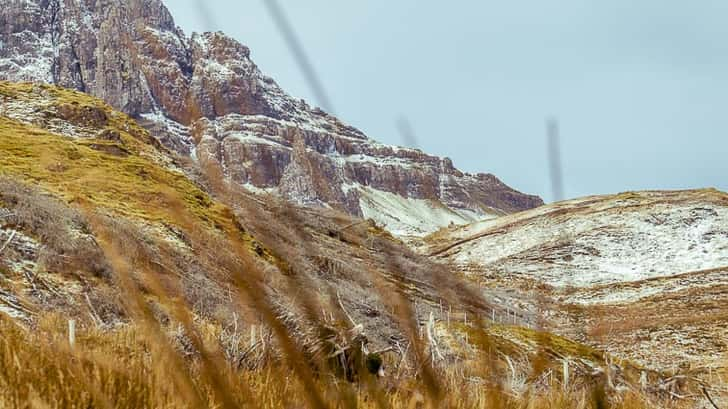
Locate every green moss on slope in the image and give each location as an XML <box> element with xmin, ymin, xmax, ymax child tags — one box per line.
<box><xmin>0</xmin><ymin>82</ymin><xmax>255</xmax><ymax>250</ymax></box>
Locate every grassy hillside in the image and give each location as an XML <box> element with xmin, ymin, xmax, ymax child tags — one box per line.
<box><xmin>0</xmin><ymin>82</ymin><xmax>241</xmax><ymax>233</ymax></box>
<box><xmin>0</xmin><ymin>83</ymin><xmax>712</xmax><ymax>408</ymax></box>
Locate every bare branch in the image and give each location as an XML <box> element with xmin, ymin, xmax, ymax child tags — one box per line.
<box><xmin>0</xmin><ymin>288</ymin><xmax>35</xmax><ymax>316</ymax></box>
<box><xmin>370</xmin><ymin>346</ymin><xmax>394</xmax><ymax>355</ymax></box>
<box><xmin>336</xmin><ymin>291</ymin><xmax>357</xmax><ymax>328</ymax></box>
<box><xmin>703</xmin><ymin>387</ymin><xmax>722</xmax><ymax>409</ymax></box>
<box><xmin>337</xmin><ymin>220</ymin><xmax>369</xmax><ymax>234</ymax></box>
<box><xmin>0</xmin><ymin>230</ymin><xmax>17</xmax><ymax>255</ymax></box>
<box><xmin>85</xmin><ymin>292</ymin><xmax>103</xmax><ymax>327</ymax></box>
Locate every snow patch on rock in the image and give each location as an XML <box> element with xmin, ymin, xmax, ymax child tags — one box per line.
<box><xmin>358</xmin><ymin>186</ymin><xmax>492</xmax><ymax>237</ymax></box>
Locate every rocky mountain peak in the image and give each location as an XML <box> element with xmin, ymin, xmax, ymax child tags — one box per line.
<box><xmin>0</xmin><ymin>0</ymin><xmax>543</xmax><ymax>236</ymax></box>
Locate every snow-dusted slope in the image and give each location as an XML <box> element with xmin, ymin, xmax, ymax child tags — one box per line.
<box><xmin>427</xmin><ymin>189</ymin><xmax>728</xmax><ymax>289</ymax></box>
<box><xmin>356</xmin><ymin>186</ymin><xmax>498</xmax><ymax>237</ymax></box>
<box><xmin>425</xmin><ymin>189</ymin><xmax>728</xmax><ymax>370</ymax></box>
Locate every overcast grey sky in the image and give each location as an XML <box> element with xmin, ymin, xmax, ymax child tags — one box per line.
<box><xmin>167</xmin><ymin>1</ymin><xmax>727</xmax><ymax>202</ymax></box>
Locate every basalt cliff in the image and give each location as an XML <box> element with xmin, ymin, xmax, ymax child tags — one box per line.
<box><xmin>0</xmin><ymin>0</ymin><xmax>542</xmax><ymax>236</ymax></box>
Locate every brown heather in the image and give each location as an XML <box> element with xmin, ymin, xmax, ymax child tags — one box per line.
<box><xmin>0</xmin><ymin>314</ymin><xmax>678</xmax><ymax>409</ymax></box>
<box><xmin>0</xmin><ymin>171</ymin><xmax>700</xmax><ymax>409</ymax></box>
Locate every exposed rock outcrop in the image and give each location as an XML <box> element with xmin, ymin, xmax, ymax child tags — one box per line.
<box><xmin>0</xmin><ymin>0</ymin><xmax>543</xmax><ymax>235</ymax></box>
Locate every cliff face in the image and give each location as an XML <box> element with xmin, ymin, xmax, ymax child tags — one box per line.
<box><xmin>0</xmin><ymin>0</ymin><xmax>543</xmax><ymax>235</ymax></box>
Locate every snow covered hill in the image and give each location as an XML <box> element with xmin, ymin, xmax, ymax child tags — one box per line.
<box><xmin>427</xmin><ymin>189</ymin><xmax>728</xmax><ymax>289</ymax></box>
<box><xmin>424</xmin><ymin>189</ymin><xmax>728</xmax><ymax>370</ymax></box>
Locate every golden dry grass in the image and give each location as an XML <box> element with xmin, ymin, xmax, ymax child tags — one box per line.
<box><xmin>0</xmin><ymin>313</ymin><xmax>674</xmax><ymax>409</ymax></box>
